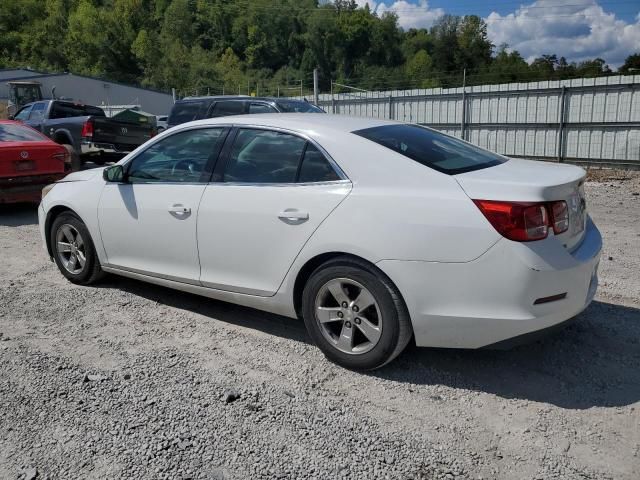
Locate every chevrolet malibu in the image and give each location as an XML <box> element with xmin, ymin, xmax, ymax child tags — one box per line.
<box><xmin>38</xmin><ymin>114</ymin><xmax>602</xmax><ymax>370</ymax></box>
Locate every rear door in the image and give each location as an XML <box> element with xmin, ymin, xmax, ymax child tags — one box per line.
<box><xmin>197</xmin><ymin>127</ymin><xmax>351</xmax><ymax>296</ymax></box>
<box><xmin>98</xmin><ymin>126</ymin><xmax>229</xmax><ymax>281</ymax></box>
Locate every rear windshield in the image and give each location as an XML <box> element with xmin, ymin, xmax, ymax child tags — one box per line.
<box><xmin>353</xmin><ymin>124</ymin><xmax>506</xmax><ymax>175</ymax></box>
<box><xmin>50</xmin><ymin>102</ymin><xmax>105</xmax><ymax>119</ymax></box>
<box><xmin>276</xmin><ymin>100</ymin><xmax>324</xmax><ymax>113</ymax></box>
<box><xmin>169</xmin><ymin>102</ymin><xmax>204</xmax><ymax>125</ymax></box>
<box><xmin>0</xmin><ymin>123</ymin><xmax>47</xmax><ymax>142</ymax></box>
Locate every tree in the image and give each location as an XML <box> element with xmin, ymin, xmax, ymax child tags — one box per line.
<box><xmin>618</xmin><ymin>53</ymin><xmax>640</xmax><ymax>73</ymax></box>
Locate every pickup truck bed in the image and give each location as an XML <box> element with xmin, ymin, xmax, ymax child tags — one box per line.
<box><xmin>12</xmin><ymin>100</ymin><xmax>155</xmax><ymax>168</ymax></box>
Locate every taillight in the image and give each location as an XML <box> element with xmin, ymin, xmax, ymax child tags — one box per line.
<box><xmin>81</xmin><ymin>119</ymin><xmax>94</xmax><ymax>138</ymax></box>
<box><xmin>549</xmin><ymin>201</ymin><xmax>569</xmax><ymax>234</ymax></box>
<box><xmin>51</xmin><ymin>151</ymin><xmax>69</xmax><ymax>162</ymax></box>
<box><xmin>473</xmin><ymin>200</ymin><xmax>549</xmax><ymax>242</ymax></box>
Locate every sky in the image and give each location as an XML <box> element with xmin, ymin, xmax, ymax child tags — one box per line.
<box><xmin>354</xmin><ymin>0</ymin><xmax>640</xmax><ymax>68</ymax></box>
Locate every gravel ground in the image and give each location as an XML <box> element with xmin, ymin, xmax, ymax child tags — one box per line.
<box><xmin>1</xmin><ymin>171</ymin><xmax>639</xmax><ymax>480</ymax></box>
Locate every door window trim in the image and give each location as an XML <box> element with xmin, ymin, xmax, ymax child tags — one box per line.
<box><xmin>118</xmin><ymin>125</ymin><xmax>231</xmax><ymax>185</ymax></box>
<box><xmin>210</xmin><ymin>125</ymin><xmax>349</xmax><ymax>186</ymax></box>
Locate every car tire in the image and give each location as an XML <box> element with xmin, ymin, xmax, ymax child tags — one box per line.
<box><xmin>301</xmin><ymin>257</ymin><xmax>412</xmax><ymax>370</ymax></box>
<box><xmin>62</xmin><ymin>144</ymin><xmax>81</xmax><ymax>172</ymax></box>
<box><xmin>50</xmin><ymin>212</ymin><xmax>105</xmax><ymax>285</ymax></box>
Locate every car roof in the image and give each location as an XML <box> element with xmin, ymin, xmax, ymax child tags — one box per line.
<box><xmin>183</xmin><ymin>113</ymin><xmax>399</xmax><ymax>135</ymax></box>
<box><xmin>177</xmin><ymin>96</ymin><xmax>309</xmax><ymax>103</ymax></box>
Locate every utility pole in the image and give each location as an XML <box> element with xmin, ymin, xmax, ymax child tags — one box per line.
<box><xmin>313</xmin><ymin>68</ymin><xmax>319</xmax><ymax>105</ymax></box>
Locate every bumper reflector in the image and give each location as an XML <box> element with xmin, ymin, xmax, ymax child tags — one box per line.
<box><xmin>533</xmin><ymin>293</ymin><xmax>567</xmax><ymax>305</ymax></box>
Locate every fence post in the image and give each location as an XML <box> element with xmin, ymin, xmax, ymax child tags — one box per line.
<box><xmin>557</xmin><ymin>86</ymin><xmax>567</xmax><ymax>163</ymax></box>
<box><xmin>388</xmin><ymin>94</ymin><xmax>394</xmax><ymax>120</ymax></box>
<box><xmin>313</xmin><ymin>69</ymin><xmax>319</xmax><ymax>105</ymax></box>
<box><xmin>330</xmin><ymin>81</ymin><xmax>336</xmax><ymax>114</ymax></box>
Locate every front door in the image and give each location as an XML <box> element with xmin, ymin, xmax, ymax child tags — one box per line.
<box><xmin>98</xmin><ymin>126</ymin><xmax>228</xmax><ymax>282</ymax></box>
<box><xmin>197</xmin><ymin>127</ymin><xmax>351</xmax><ymax>296</ymax></box>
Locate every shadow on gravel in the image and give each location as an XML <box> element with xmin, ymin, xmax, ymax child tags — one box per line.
<box><xmin>375</xmin><ymin>300</ymin><xmax>640</xmax><ymax>409</ymax></box>
<box><xmin>98</xmin><ymin>277</ymin><xmax>312</xmax><ymax>343</ymax></box>
<box><xmin>97</xmin><ymin>275</ymin><xmax>640</xmax><ymax>410</ymax></box>
<box><xmin>0</xmin><ymin>204</ymin><xmax>38</xmax><ymax>226</ymax></box>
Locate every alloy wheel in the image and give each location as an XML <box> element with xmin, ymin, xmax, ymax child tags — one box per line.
<box><xmin>55</xmin><ymin>224</ymin><xmax>86</xmax><ymax>275</ymax></box>
<box><xmin>314</xmin><ymin>278</ymin><xmax>382</xmax><ymax>355</ymax></box>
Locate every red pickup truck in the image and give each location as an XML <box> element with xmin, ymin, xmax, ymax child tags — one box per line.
<box><xmin>0</xmin><ymin>120</ymin><xmax>69</xmax><ymax>204</ymax></box>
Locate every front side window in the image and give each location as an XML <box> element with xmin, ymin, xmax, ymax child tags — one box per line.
<box><xmin>14</xmin><ymin>105</ymin><xmax>32</xmax><ymax>121</ymax></box>
<box><xmin>29</xmin><ymin>102</ymin><xmax>46</xmax><ymax>121</ymax></box>
<box><xmin>249</xmin><ymin>103</ymin><xmax>277</xmax><ymax>114</ymax></box>
<box><xmin>353</xmin><ymin>124</ymin><xmax>507</xmax><ymax>175</ymax></box>
<box><xmin>127</xmin><ymin>128</ymin><xmax>227</xmax><ymax>183</ymax></box>
<box><xmin>210</xmin><ymin>101</ymin><xmax>246</xmax><ymax>118</ymax></box>
<box><xmin>223</xmin><ymin>129</ymin><xmax>306</xmax><ymax>184</ymax></box>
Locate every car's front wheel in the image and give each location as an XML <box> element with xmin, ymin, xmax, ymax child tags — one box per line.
<box><xmin>301</xmin><ymin>257</ymin><xmax>412</xmax><ymax>370</ymax></box>
<box><xmin>50</xmin><ymin>212</ymin><xmax>104</xmax><ymax>285</ymax></box>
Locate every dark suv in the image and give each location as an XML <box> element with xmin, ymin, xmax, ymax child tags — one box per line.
<box><xmin>167</xmin><ymin>96</ymin><xmax>324</xmax><ymax>128</ymax></box>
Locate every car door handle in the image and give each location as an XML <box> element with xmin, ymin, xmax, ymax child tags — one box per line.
<box><xmin>278</xmin><ymin>209</ymin><xmax>309</xmax><ymax>221</ymax></box>
<box><xmin>168</xmin><ymin>204</ymin><xmax>191</xmax><ymax>216</ymax></box>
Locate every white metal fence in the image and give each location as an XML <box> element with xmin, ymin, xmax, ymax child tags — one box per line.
<box><xmin>310</xmin><ymin>75</ymin><xmax>640</xmax><ymax>169</ymax></box>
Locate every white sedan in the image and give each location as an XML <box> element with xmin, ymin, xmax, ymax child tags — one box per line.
<box><xmin>39</xmin><ymin>114</ymin><xmax>602</xmax><ymax>369</ymax></box>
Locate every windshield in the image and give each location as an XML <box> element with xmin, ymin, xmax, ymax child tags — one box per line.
<box><xmin>353</xmin><ymin>124</ymin><xmax>506</xmax><ymax>175</ymax></box>
<box><xmin>0</xmin><ymin>123</ymin><xmax>48</xmax><ymax>142</ymax></box>
<box><xmin>276</xmin><ymin>100</ymin><xmax>324</xmax><ymax>113</ymax></box>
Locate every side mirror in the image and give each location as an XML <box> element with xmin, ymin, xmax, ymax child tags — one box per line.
<box><xmin>103</xmin><ymin>164</ymin><xmax>124</xmax><ymax>182</ymax></box>
<box><xmin>7</xmin><ymin>115</ymin><xmax>14</xmax><ymax>120</ymax></box>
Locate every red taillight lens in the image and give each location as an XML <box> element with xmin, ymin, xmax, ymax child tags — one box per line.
<box><xmin>550</xmin><ymin>201</ymin><xmax>569</xmax><ymax>234</ymax></box>
<box><xmin>81</xmin><ymin>119</ymin><xmax>94</xmax><ymax>138</ymax></box>
<box><xmin>51</xmin><ymin>151</ymin><xmax>69</xmax><ymax>162</ymax></box>
<box><xmin>473</xmin><ymin>200</ymin><xmax>549</xmax><ymax>242</ymax></box>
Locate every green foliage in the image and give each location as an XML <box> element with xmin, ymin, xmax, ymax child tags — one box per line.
<box><xmin>0</xmin><ymin>0</ymin><xmax>633</xmax><ymax>96</ymax></box>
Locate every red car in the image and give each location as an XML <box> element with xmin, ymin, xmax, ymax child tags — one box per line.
<box><xmin>0</xmin><ymin>120</ymin><xmax>70</xmax><ymax>204</ymax></box>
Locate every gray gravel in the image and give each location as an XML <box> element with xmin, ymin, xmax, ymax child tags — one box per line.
<box><xmin>1</xmin><ymin>171</ymin><xmax>639</xmax><ymax>479</ymax></box>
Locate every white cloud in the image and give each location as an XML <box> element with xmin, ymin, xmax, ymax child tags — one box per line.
<box><xmin>485</xmin><ymin>0</ymin><xmax>640</xmax><ymax>68</ymax></box>
<box><xmin>356</xmin><ymin>0</ymin><xmax>445</xmax><ymax>30</ymax></box>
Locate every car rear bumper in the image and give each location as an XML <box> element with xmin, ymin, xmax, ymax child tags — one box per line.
<box><xmin>377</xmin><ymin>216</ymin><xmax>602</xmax><ymax>349</ymax></box>
<box><xmin>80</xmin><ymin>141</ymin><xmax>131</xmax><ymax>157</ymax></box>
<box><xmin>0</xmin><ymin>174</ymin><xmax>66</xmax><ymax>204</ymax></box>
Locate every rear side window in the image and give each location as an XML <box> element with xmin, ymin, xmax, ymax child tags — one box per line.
<box><xmin>50</xmin><ymin>102</ymin><xmax>105</xmax><ymax>119</ymax></box>
<box><xmin>249</xmin><ymin>103</ymin><xmax>277</xmax><ymax>114</ymax></box>
<box><xmin>223</xmin><ymin>129</ymin><xmax>305</xmax><ymax>183</ymax></box>
<box><xmin>275</xmin><ymin>100</ymin><xmax>324</xmax><ymax>113</ymax></box>
<box><xmin>298</xmin><ymin>144</ymin><xmax>340</xmax><ymax>183</ymax></box>
<box><xmin>168</xmin><ymin>102</ymin><xmax>202</xmax><ymax>125</ymax></box>
<box><xmin>0</xmin><ymin>123</ymin><xmax>48</xmax><ymax>142</ymax></box>
<box><xmin>210</xmin><ymin>101</ymin><xmax>246</xmax><ymax>118</ymax></box>
<box><xmin>353</xmin><ymin>124</ymin><xmax>506</xmax><ymax>175</ymax></box>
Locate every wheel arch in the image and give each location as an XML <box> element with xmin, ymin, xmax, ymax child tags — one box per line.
<box><xmin>44</xmin><ymin>205</ymin><xmax>80</xmax><ymax>258</ymax></box>
<box><xmin>292</xmin><ymin>252</ymin><xmax>409</xmax><ymax>320</ymax></box>
<box><xmin>52</xmin><ymin>129</ymin><xmax>74</xmax><ymax>147</ymax></box>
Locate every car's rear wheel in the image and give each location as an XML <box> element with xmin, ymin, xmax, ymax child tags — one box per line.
<box><xmin>50</xmin><ymin>212</ymin><xmax>104</xmax><ymax>285</ymax></box>
<box><xmin>301</xmin><ymin>257</ymin><xmax>412</xmax><ymax>370</ymax></box>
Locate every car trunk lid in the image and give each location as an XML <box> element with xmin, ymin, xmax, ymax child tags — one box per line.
<box><xmin>455</xmin><ymin>158</ymin><xmax>587</xmax><ymax>250</ymax></box>
<box><xmin>0</xmin><ymin>141</ymin><xmax>67</xmax><ymax>178</ymax></box>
